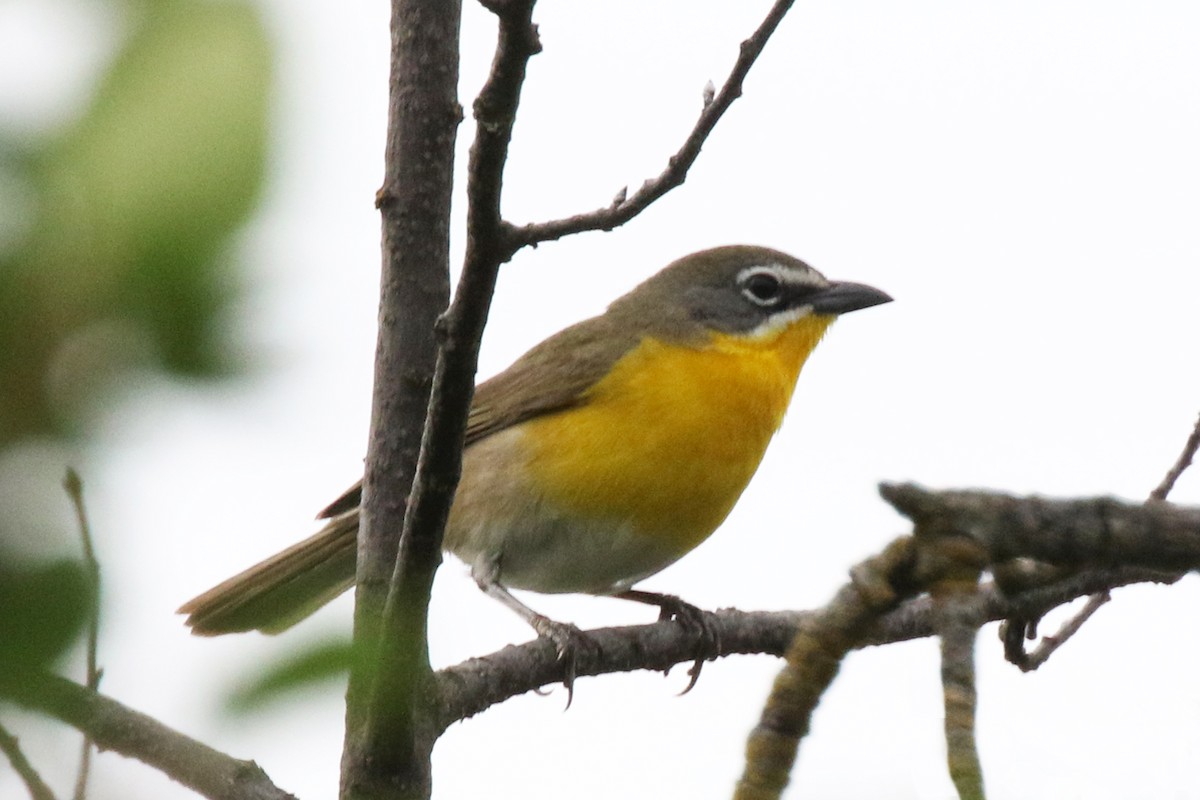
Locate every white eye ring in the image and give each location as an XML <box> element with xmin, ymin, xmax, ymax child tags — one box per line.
<box><xmin>740</xmin><ymin>267</ymin><xmax>784</xmax><ymax>306</ymax></box>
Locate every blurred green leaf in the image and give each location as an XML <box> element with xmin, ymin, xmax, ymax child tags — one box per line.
<box><xmin>0</xmin><ymin>560</ymin><xmax>94</xmax><ymax>675</ymax></box>
<box><xmin>226</xmin><ymin>637</ymin><xmax>355</xmax><ymax>712</ymax></box>
<box><xmin>0</xmin><ymin>0</ymin><xmax>272</xmax><ymax>443</ymax></box>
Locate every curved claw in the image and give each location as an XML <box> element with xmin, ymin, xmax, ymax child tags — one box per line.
<box><xmin>667</xmin><ymin>602</ymin><xmax>720</xmax><ymax>696</ymax></box>
<box><xmin>615</xmin><ymin>590</ymin><xmax>721</xmax><ymax>694</ymax></box>
<box><xmin>475</xmin><ymin>574</ymin><xmax>602</xmax><ymax>707</ymax></box>
<box><xmin>529</xmin><ymin>615</ymin><xmax>601</xmax><ymax>709</ymax></box>
<box><xmin>680</xmin><ymin>657</ymin><xmax>705</xmax><ymax>696</ymax></box>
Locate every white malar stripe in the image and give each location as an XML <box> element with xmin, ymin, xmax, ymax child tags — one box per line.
<box><xmin>745</xmin><ymin>305</ymin><xmax>811</xmax><ymax>340</ymax></box>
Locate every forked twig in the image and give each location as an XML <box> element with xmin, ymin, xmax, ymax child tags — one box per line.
<box><xmin>502</xmin><ymin>0</ymin><xmax>798</xmax><ymax>255</ymax></box>
<box><xmin>1001</xmin><ymin>590</ymin><xmax>1110</xmax><ymax>672</ymax></box>
<box><xmin>1000</xmin><ymin>411</ymin><xmax>1200</xmax><ymax>670</ymax></box>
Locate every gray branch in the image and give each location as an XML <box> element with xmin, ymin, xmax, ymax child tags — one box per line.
<box><xmin>5</xmin><ymin>673</ymin><xmax>295</xmax><ymax>800</ymax></box>
<box><xmin>881</xmin><ymin>483</ymin><xmax>1200</xmax><ymax>571</ymax></box>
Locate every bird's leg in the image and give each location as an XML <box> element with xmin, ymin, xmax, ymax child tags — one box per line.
<box><xmin>614</xmin><ymin>589</ymin><xmax>721</xmax><ymax>694</ymax></box>
<box><xmin>474</xmin><ymin>562</ymin><xmax>597</xmax><ymax>707</ymax></box>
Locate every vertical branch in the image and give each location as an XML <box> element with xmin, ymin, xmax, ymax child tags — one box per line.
<box><xmin>354</xmin><ymin>4</ymin><xmax>541</xmax><ymax>797</ymax></box>
<box><xmin>342</xmin><ymin>0</ymin><xmax>463</xmax><ymax>799</ymax></box>
<box><xmin>936</xmin><ymin>595</ymin><xmax>986</xmax><ymax>800</ymax></box>
<box><xmin>504</xmin><ymin>0</ymin><xmax>799</xmax><ymax>251</ymax></box>
<box><xmin>920</xmin><ymin>534</ymin><xmax>988</xmax><ymax>800</ymax></box>
<box><xmin>734</xmin><ymin>537</ymin><xmax>916</xmax><ymax>800</ymax></box>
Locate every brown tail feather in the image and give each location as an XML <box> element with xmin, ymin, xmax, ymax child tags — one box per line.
<box><xmin>179</xmin><ymin>512</ymin><xmax>359</xmax><ymax>635</ymax></box>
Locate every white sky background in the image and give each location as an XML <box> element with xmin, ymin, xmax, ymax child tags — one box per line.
<box><xmin>4</xmin><ymin>1</ymin><xmax>1200</xmax><ymax>798</ymax></box>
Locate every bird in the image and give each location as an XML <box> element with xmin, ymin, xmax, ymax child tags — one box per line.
<box><xmin>179</xmin><ymin>245</ymin><xmax>891</xmax><ymax>671</ymax></box>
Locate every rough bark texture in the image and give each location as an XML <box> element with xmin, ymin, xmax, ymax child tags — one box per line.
<box><xmin>341</xmin><ymin>1</ymin><xmax>463</xmax><ymax>799</ymax></box>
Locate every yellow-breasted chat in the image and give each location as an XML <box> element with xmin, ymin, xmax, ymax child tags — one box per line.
<box><xmin>179</xmin><ymin>245</ymin><xmax>891</xmax><ymax>644</ymax></box>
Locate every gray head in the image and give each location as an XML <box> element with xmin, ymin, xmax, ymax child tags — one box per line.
<box><xmin>607</xmin><ymin>245</ymin><xmax>892</xmax><ymax>343</ymax></box>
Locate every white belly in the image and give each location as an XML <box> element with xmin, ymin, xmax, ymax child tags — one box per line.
<box><xmin>442</xmin><ymin>427</ymin><xmax>684</xmax><ymax>595</ymax></box>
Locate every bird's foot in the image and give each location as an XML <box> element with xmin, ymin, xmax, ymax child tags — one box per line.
<box><xmin>529</xmin><ymin>614</ymin><xmax>600</xmax><ymax>709</ymax></box>
<box><xmin>616</xmin><ymin>590</ymin><xmax>722</xmax><ymax>694</ymax></box>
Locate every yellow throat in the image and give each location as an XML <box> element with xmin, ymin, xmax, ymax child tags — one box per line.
<box><xmin>521</xmin><ymin>312</ymin><xmax>835</xmax><ymax>556</ymax></box>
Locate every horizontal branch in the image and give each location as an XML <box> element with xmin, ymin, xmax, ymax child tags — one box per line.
<box><xmin>434</xmin><ymin>606</ymin><xmax>800</xmax><ymax>730</ymax></box>
<box><xmin>881</xmin><ymin>483</ymin><xmax>1200</xmax><ymax>572</ymax></box>
<box><xmin>501</xmin><ymin>0</ymin><xmax>796</xmax><ymax>254</ymax></box>
<box><xmin>860</xmin><ymin>564</ymin><xmax>1174</xmax><ymax>649</ymax></box>
<box><xmin>4</xmin><ymin>566</ymin><xmax>1171</xmax><ymax>793</ymax></box>
<box><xmin>4</xmin><ymin>673</ymin><xmax>295</xmax><ymax>800</ymax></box>
<box><xmin>432</xmin><ymin>562</ymin><xmax>1171</xmax><ymax>732</ymax></box>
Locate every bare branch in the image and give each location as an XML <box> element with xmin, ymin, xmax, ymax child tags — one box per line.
<box><xmin>467</xmin><ymin>0</ymin><xmax>540</xmax><ymax>263</ymax></box>
<box><xmin>430</xmin><ymin>556</ymin><xmax>1177</xmax><ymax>732</ymax></box>
<box><xmin>1004</xmin><ymin>411</ymin><xmax>1200</xmax><ymax>666</ymax></box>
<box><xmin>733</xmin><ymin>537</ymin><xmax>918</xmax><ymax>800</ymax></box>
<box><xmin>1150</xmin><ymin>411</ymin><xmax>1200</xmax><ymax>502</ymax></box>
<box><xmin>880</xmin><ymin>484</ymin><xmax>1200</xmax><ymax>572</ymax></box>
<box><xmin>2</xmin><ymin>564</ymin><xmax>1173</xmax><ymax>797</ymax></box>
<box><xmin>1002</xmin><ymin>590</ymin><xmax>1111</xmax><ymax>672</ymax></box>
<box><xmin>5</xmin><ymin>674</ymin><xmax>294</xmax><ymax>800</ymax></box>
<box><xmin>355</xmin><ymin>2</ymin><xmax>542</xmax><ymax>798</ymax></box>
<box><xmin>435</xmin><ymin>480</ymin><xmax>1200</xmax><ymax>799</ymax></box>
<box><xmin>935</xmin><ymin>593</ymin><xmax>986</xmax><ymax>800</ymax></box>
<box><xmin>887</xmin><ymin>483</ymin><xmax>1200</xmax><ymax>680</ymax></box>
<box><xmin>436</xmin><ymin>606</ymin><xmax>801</xmax><ymax>730</ymax></box>
<box><xmin>863</xmin><ymin>565</ymin><xmax>1176</xmax><ymax>650</ymax></box>
<box><xmin>0</xmin><ymin>722</ymin><xmax>57</xmax><ymax>800</ymax></box>
<box><xmin>345</xmin><ymin>0</ymin><xmax>463</xmax><ymax>797</ymax></box>
<box><xmin>996</xmin><ymin>415</ymin><xmax>1200</xmax><ymax>671</ymax></box>
<box><xmin>502</xmin><ymin>0</ymin><xmax>798</xmax><ymax>254</ymax></box>
<box><xmin>903</xmin><ymin>499</ymin><xmax>991</xmax><ymax>800</ymax></box>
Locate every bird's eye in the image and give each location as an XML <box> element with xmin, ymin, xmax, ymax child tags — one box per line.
<box><xmin>741</xmin><ymin>270</ymin><xmax>783</xmax><ymax>306</ymax></box>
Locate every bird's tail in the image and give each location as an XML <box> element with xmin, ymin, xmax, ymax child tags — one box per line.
<box><xmin>178</xmin><ymin>511</ymin><xmax>359</xmax><ymax>636</ymax></box>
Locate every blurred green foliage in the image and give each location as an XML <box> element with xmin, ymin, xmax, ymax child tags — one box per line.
<box><xmin>0</xmin><ymin>0</ymin><xmax>273</xmax><ymax>699</ymax></box>
<box><xmin>0</xmin><ymin>0</ymin><xmax>272</xmax><ymax>444</ymax></box>
<box><xmin>0</xmin><ymin>559</ymin><xmax>94</xmax><ymax>678</ymax></box>
<box><xmin>226</xmin><ymin>636</ymin><xmax>356</xmax><ymax>711</ymax></box>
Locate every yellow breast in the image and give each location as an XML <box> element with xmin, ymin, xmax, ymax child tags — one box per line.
<box><xmin>520</xmin><ymin>314</ymin><xmax>835</xmax><ymax>558</ymax></box>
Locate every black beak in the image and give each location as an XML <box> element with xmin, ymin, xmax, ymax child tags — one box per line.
<box><xmin>808</xmin><ymin>281</ymin><xmax>893</xmax><ymax>315</ymax></box>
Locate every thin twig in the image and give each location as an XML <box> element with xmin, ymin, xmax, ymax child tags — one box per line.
<box><xmin>0</xmin><ymin>722</ymin><xmax>58</xmax><ymax>800</ymax></box>
<box><xmin>502</xmin><ymin>0</ymin><xmax>798</xmax><ymax>255</ymax></box>
<box><xmin>63</xmin><ymin>469</ymin><xmax>101</xmax><ymax>800</ymax></box>
<box><xmin>864</xmin><ymin>566</ymin><xmax>1177</xmax><ymax>652</ymax></box>
<box><xmin>1150</xmin><ymin>411</ymin><xmax>1200</xmax><ymax>502</ymax></box>
<box><xmin>999</xmin><ymin>412</ymin><xmax>1200</xmax><ymax>669</ymax></box>
<box><xmin>467</xmin><ymin>0</ymin><xmax>540</xmax><ymax>262</ymax></box>
<box><xmin>1003</xmin><ymin>590</ymin><xmax>1110</xmax><ymax>673</ymax></box>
